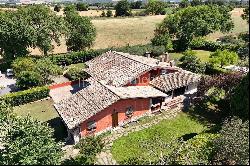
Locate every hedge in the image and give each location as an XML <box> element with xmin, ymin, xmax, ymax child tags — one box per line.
<box><xmin>0</xmin><ymin>86</ymin><xmax>49</xmax><ymax>107</ymax></box>
<box><xmin>42</xmin><ymin>44</ymin><xmax>166</xmax><ymax>66</ymax></box>
<box><xmin>189</xmin><ymin>38</ymin><xmax>242</xmax><ymax>52</ymax></box>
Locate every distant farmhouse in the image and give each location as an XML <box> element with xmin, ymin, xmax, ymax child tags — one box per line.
<box><xmin>54</xmin><ymin>51</ymin><xmax>200</xmax><ymax>143</ymax></box>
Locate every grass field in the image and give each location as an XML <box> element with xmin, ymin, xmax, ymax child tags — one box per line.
<box><xmin>13</xmin><ymin>99</ymin><xmax>67</xmax><ymax>141</ymax></box>
<box><xmin>170</xmin><ymin>50</ymin><xmax>212</xmax><ymax>62</ymax></box>
<box><xmin>2</xmin><ymin>7</ymin><xmax>247</xmax><ymax>56</ymax></box>
<box><xmin>112</xmin><ymin>113</ymin><xmax>206</xmax><ymax>163</ymax></box>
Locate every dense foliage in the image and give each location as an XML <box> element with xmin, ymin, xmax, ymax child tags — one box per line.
<box><xmin>0</xmin><ymin>102</ymin><xmax>63</xmax><ymax>165</ymax></box>
<box><xmin>145</xmin><ymin>0</ymin><xmax>166</xmax><ymax>15</ymax></box>
<box><xmin>209</xmin><ymin>49</ymin><xmax>239</xmax><ymax>68</ymax></box>
<box><xmin>179</xmin><ymin>50</ymin><xmax>206</xmax><ymax>73</ymax></box>
<box><xmin>64</xmin><ymin>67</ymin><xmax>88</xmax><ymax>81</ymax></box>
<box><xmin>153</xmin><ymin>5</ymin><xmax>233</xmax><ymax>50</ymax></box>
<box><xmin>230</xmin><ymin>73</ymin><xmax>249</xmax><ymax>120</ymax></box>
<box><xmin>0</xmin><ymin>5</ymin><xmax>65</xmax><ymax>58</ymax></box>
<box><xmin>11</xmin><ymin>57</ymin><xmax>36</xmax><ymax>76</ymax></box>
<box><xmin>0</xmin><ymin>86</ymin><xmax>49</xmax><ymax>106</ymax></box>
<box><xmin>64</xmin><ymin>8</ymin><xmax>96</xmax><ymax>51</ymax></box>
<box><xmin>241</xmin><ymin>7</ymin><xmax>249</xmax><ymax>23</ymax></box>
<box><xmin>62</xmin><ymin>136</ymin><xmax>104</xmax><ymax>165</ymax></box>
<box><xmin>76</xmin><ymin>3</ymin><xmax>89</xmax><ymax>11</ymax></box>
<box><xmin>213</xmin><ymin>117</ymin><xmax>249</xmax><ymax>165</ymax></box>
<box><xmin>16</xmin><ymin>71</ymin><xmax>43</xmax><ymax>89</ymax></box>
<box><xmin>114</xmin><ymin>0</ymin><xmax>131</xmax><ymax>16</ymax></box>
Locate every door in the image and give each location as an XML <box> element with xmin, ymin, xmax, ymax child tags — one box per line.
<box><xmin>112</xmin><ymin>112</ymin><xmax>118</xmax><ymax>128</ymax></box>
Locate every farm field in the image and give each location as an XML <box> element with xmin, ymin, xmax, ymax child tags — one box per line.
<box><xmin>112</xmin><ymin>113</ymin><xmax>206</xmax><ymax>163</ymax></box>
<box><xmin>1</xmin><ymin>7</ymin><xmax>247</xmax><ymax>56</ymax></box>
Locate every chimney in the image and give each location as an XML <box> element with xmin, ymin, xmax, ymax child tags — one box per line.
<box><xmin>170</xmin><ymin>60</ymin><xmax>175</xmax><ymax>67</ymax></box>
<box><xmin>164</xmin><ymin>52</ymin><xmax>170</xmax><ymax>62</ymax></box>
<box><xmin>145</xmin><ymin>52</ymin><xmax>151</xmax><ymax>58</ymax></box>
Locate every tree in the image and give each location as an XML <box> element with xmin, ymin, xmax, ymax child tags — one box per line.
<box><xmin>76</xmin><ymin>3</ymin><xmax>88</xmax><ymax>11</ymax></box>
<box><xmin>35</xmin><ymin>58</ymin><xmax>62</xmax><ymax>85</ymax></box>
<box><xmin>0</xmin><ymin>113</ymin><xmax>63</xmax><ymax>165</ymax></box>
<box><xmin>154</xmin><ymin>5</ymin><xmax>234</xmax><ymax>50</ymax></box>
<box><xmin>16</xmin><ymin>71</ymin><xmax>43</xmax><ymax>89</ymax></box>
<box><xmin>179</xmin><ymin>0</ymin><xmax>190</xmax><ymax>8</ymax></box>
<box><xmin>0</xmin><ymin>5</ymin><xmax>65</xmax><ymax>59</ymax></box>
<box><xmin>213</xmin><ymin>117</ymin><xmax>249</xmax><ymax>165</ymax></box>
<box><xmin>209</xmin><ymin>49</ymin><xmax>239</xmax><ymax>68</ymax></box>
<box><xmin>101</xmin><ymin>10</ymin><xmax>106</xmax><ymax>17</ymax></box>
<box><xmin>54</xmin><ymin>5</ymin><xmax>61</xmax><ymax>12</ymax></box>
<box><xmin>130</xmin><ymin>1</ymin><xmax>143</xmax><ymax>9</ymax></box>
<box><xmin>106</xmin><ymin>9</ymin><xmax>113</xmax><ymax>17</ymax></box>
<box><xmin>230</xmin><ymin>73</ymin><xmax>249</xmax><ymax>120</ymax></box>
<box><xmin>145</xmin><ymin>0</ymin><xmax>166</xmax><ymax>15</ymax></box>
<box><xmin>114</xmin><ymin>0</ymin><xmax>131</xmax><ymax>17</ymax></box>
<box><xmin>179</xmin><ymin>50</ymin><xmax>206</xmax><ymax>73</ymax></box>
<box><xmin>11</xmin><ymin>57</ymin><xmax>35</xmax><ymax>76</ymax></box>
<box><xmin>151</xmin><ymin>34</ymin><xmax>173</xmax><ymax>51</ymax></box>
<box><xmin>241</xmin><ymin>7</ymin><xmax>249</xmax><ymax>23</ymax></box>
<box><xmin>191</xmin><ymin>0</ymin><xmax>203</xmax><ymax>6</ymax></box>
<box><xmin>64</xmin><ymin>9</ymin><xmax>96</xmax><ymax>51</ymax></box>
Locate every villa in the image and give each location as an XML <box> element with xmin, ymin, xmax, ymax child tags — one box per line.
<box><xmin>54</xmin><ymin>51</ymin><xmax>200</xmax><ymax>143</ymax></box>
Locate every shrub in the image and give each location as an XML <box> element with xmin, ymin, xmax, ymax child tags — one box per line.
<box><xmin>101</xmin><ymin>10</ymin><xmax>106</xmax><ymax>17</ymax></box>
<box><xmin>106</xmin><ymin>9</ymin><xmax>113</xmax><ymax>17</ymax></box>
<box><xmin>151</xmin><ymin>34</ymin><xmax>173</xmax><ymax>51</ymax></box>
<box><xmin>213</xmin><ymin>117</ymin><xmax>249</xmax><ymax>165</ymax></box>
<box><xmin>179</xmin><ymin>50</ymin><xmax>206</xmax><ymax>73</ymax></box>
<box><xmin>16</xmin><ymin>71</ymin><xmax>43</xmax><ymax>90</ymax></box>
<box><xmin>64</xmin><ymin>67</ymin><xmax>88</xmax><ymax>81</ymax></box>
<box><xmin>168</xmin><ymin>133</ymin><xmax>219</xmax><ymax>165</ymax></box>
<box><xmin>209</xmin><ymin>49</ymin><xmax>239</xmax><ymax>68</ymax></box>
<box><xmin>114</xmin><ymin>0</ymin><xmax>131</xmax><ymax>16</ymax></box>
<box><xmin>0</xmin><ymin>86</ymin><xmax>49</xmax><ymax>106</ymax></box>
<box><xmin>48</xmin><ymin>50</ymin><xmax>100</xmax><ymax>66</ymax></box>
<box><xmin>76</xmin><ymin>3</ymin><xmax>88</xmax><ymax>11</ymax></box>
<box><xmin>11</xmin><ymin>57</ymin><xmax>35</xmax><ymax>76</ymax></box>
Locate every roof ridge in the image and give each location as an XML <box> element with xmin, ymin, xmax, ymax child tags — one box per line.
<box><xmin>114</xmin><ymin>51</ymin><xmax>157</xmax><ymax>68</ymax></box>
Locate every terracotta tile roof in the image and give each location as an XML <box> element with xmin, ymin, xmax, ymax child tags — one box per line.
<box><xmin>150</xmin><ymin>71</ymin><xmax>200</xmax><ymax>92</ymax></box>
<box><xmin>105</xmin><ymin>85</ymin><xmax>168</xmax><ymax>99</ymax></box>
<box><xmin>85</xmin><ymin>51</ymin><xmax>172</xmax><ymax>87</ymax></box>
<box><xmin>54</xmin><ymin>78</ymin><xmax>120</xmax><ymax>129</ymax></box>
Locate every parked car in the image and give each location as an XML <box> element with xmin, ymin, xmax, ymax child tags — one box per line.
<box><xmin>6</xmin><ymin>69</ymin><xmax>14</xmax><ymax>77</ymax></box>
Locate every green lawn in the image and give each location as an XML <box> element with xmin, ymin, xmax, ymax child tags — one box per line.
<box><xmin>13</xmin><ymin>99</ymin><xmax>67</xmax><ymax>141</ymax></box>
<box><xmin>111</xmin><ymin>113</ymin><xmax>206</xmax><ymax>163</ymax></box>
<box><xmin>170</xmin><ymin>50</ymin><xmax>212</xmax><ymax>63</ymax></box>
<box><xmin>67</xmin><ymin>63</ymin><xmax>85</xmax><ymax>69</ymax></box>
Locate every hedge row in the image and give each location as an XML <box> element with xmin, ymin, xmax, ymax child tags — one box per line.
<box><xmin>0</xmin><ymin>86</ymin><xmax>49</xmax><ymax>107</ymax></box>
<box><xmin>43</xmin><ymin>44</ymin><xmax>166</xmax><ymax>66</ymax></box>
<box><xmin>190</xmin><ymin>38</ymin><xmax>242</xmax><ymax>52</ymax></box>
<box><xmin>46</xmin><ymin>50</ymin><xmax>100</xmax><ymax>66</ymax></box>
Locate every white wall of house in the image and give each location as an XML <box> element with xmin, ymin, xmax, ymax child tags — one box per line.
<box><xmin>185</xmin><ymin>83</ymin><xmax>198</xmax><ymax>95</ymax></box>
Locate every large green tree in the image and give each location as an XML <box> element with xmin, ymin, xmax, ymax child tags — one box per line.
<box><xmin>0</xmin><ymin>103</ymin><xmax>63</xmax><ymax>165</ymax></box>
<box><xmin>114</xmin><ymin>0</ymin><xmax>131</xmax><ymax>16</ymax></box>
<box><xmin>153</xmin><ymin>5</ymin><xmax>234</xmax><ymax>50</ymax></box>
<box><xmin>64</xmin><ymin>8</ymin><xmax>96</xmax><ymax>51</ymax></box>
<box><xmin>0</xmin><ymin>5</ymin><xmax>65</xmax><ymax>59</ymax></box>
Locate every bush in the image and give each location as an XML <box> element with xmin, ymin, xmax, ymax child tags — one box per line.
<box><xmin>11</xmin><ymin>57</ymin><xmax>35</xmax><ymax>76</ymax></box>
<box><xmin>0</xmin><ymin>86</ymin><xmax>49</xmax><ymax>106</ymax></box>
<box><xmin>114</xmin><ymin>0</ymin><xmax>131</xmax><ymax>16</ymax></box>
<box><xmin>213</xmin><ymin>117</ymin><xmax>249</xmax><ymax>165</ymax></box>
<box><xmin>16</xmin><ymin>71</ymin><xmax>43</xmax><ymax>90</ymax></box>
<box><xmin>169</xmin><ymin>133</ymin><xmax>219</xmax><ymax>165</ymax></box>
<box><xmin>64</xmin><ymin>67</ymin><xmax>88</xmax><ymax>81</ymax></box>
<box><xmin>76</xmin><ymin>3</ymin><xmax>88</xmax><ymax>11</ymax></box>
<box><xmin>48</xmin><ymin>50</ymin><xmax>100</xmax><ymax>66</ymax></box>
<box><xmin>106</xmin><ymin>10</ymin><xmax>113</xmax><ymax>17</ymax></box>
<box><xmin>101</xmin><ymin>10</ymin><xmax>106</xmax><ymax>17</ymax></box>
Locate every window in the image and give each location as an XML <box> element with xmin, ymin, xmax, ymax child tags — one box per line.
<box><xmin>125</xmin><ymin>106</ymin><xmax>134</xmax><ymax>117</ymax></box>
<box><xmin>87</xmin><ymin>121</ymin><xmax>96</xmax><ymax>131</ymax></box>
<box><xmin>131</xmin><ymin>79</ymin><xmax>137</xmax><ymax>85</ymax></box>
<box><xmin>161</xmin><ymin>69</ymin><xmax>167</xmax><ymax>75</ymax></box>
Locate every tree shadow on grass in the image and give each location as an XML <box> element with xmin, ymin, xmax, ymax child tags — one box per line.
<box><xmin>47</xmin><ymin>117</ymin><xmax>68</xmax><ymax>142</ymax></box>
